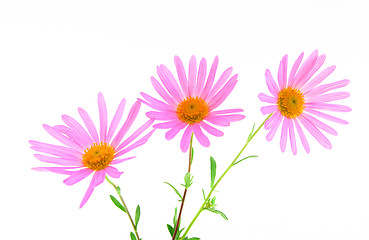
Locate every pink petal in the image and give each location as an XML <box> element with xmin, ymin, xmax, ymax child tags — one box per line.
<box><xmin>188</xmin><ymin>55</ymin><xmax>197</xmax><ymax>97</ymax></box>
<box><xmin>180</xmin><ymin>126</ymin><xmax>193</xmax><ymax>152</ymax></box>
<box><xmin>193</xmin><ymin>124</ymin><xmax>210</xmax><ymax>147</ymax></box>
<box><xmin>146</xmin><ymin>111</ymin><xmax>177</xmax><ymax>121</ymax></box>
<box><xmin>301</xmin><ymin>65</ymin><xmax>336</xmax><ymax>93</ymax></box>
<box><xmin>110</xmin><ymin>156</ymin><xmax>135</xmax><ymax>165</ymax></box>
<box><xmin>43</xmin><ymin>124</ymin><xmax>83</xmax><ymax>151</ymax></box>
<box><xmin>296</xmin><ymin>54</ymin><xmax>326</xmax><ymax>90</ymax></box>
<box><xmin>260</xmin><ymin>105</ymin><xmax>278</xmax><ymax>115</ymax></box>
<box><xmin>306</xmin><ymin>92</ymin><xmax>350</xmax><ymax>103</ymax></box>
<box><xmin>207</xmin><ymin>67</ymin><xmax>233</xmax><ymax>100</ymax></box>
<box><xmin>53</xmin><ymin>125</ymin><xmax>85</xmax><ymax>149</ymax></box>
<box><xmin>98</xmin><ymin>93</ymin><xmax>108</xmax><ymax>143</ymax></box>
<box><xmin>165</xmin><ymin>122</ymin><xmax>187</xmax><ymax>140</ymax></box>
<box><xmin>154</xmin><ymin>120</ymin><xmax>182</xmax><ymax>129</ymax></box>
<box><xmin>151</xmin><ymin>77</ymin><xmax>177</xmax><ymax>108</ymax></box>
<box><xmin>287</xmin><ymin>52</ymin><xmax>304</xmax><ymax>87</ymax></box>
<box><xmin>174</xmin><ymin>56</ymin><xmax>189</xmax><ymax>97</ymax></box>
<box><xmin>266</xmin><ymin>112</ymin><xmax>282</xmax><ymax>141</ymax></box>
<box><xmin>201</xmin><ymin>56</ymin><xmax>218</xmax><ymax>99</ymax></box>
<box><xmin>298</xmin><ymin>115</ymin><xmax>332</xmax><ymax>149</ymax></box>
<box><xmin>211</xmin><ymin>108</ymin><xmax>244</xmax><ymax>114</ymax></box>
<box><xmin>115</xmin><ymin>119</ymin><xmax>154</xmax><ymax>152</ymax></box>
<box><xmin>258</xmin><ymin>93</ymin><xmax>276</xmax><ymax>104</ymax></box>
<box><xmin>63</xmin><ymin>168</ymin><xmax>94</xmax><ymax>186</ymax></box>
<box><xmin>30</xmin><ymin>140</ymin><xmax>82</xmax><ymax>159</ymax></box>
<box><xmin>106</xmin><ymin>98</ymin><xmax>126</xmax><ymax>143</ymax></box>
<box><xmin>34</xmin><ymin>154</ymin><xmax>82</xmax><ymax>166</ymax></box>
<box><xmin>140</xmin><ymin>92</ymin><xmax>173</xmax><ymax>112</ymax></box>
<box><xmin>280</xmin><ymin>117</ymin><xmax>288</xmax><ymax>152</ymax></box>
<box><xmin>205</xmin><ymin>115</ymin><xmax>230</xmax><ymax>126</ymax></box>
<box><xmin>305</xmin><ymin>79</ymin><xmax>349</xmax><ymax>98</ymax></box>
<box><xmin>157</xmin><ymin>65</ymin><xmax>183</xmax><ymax>102</ymax></box>
<box><xmin>111</xmin><ymin>101</ymin><xmax>141</xmax><ymax>148</ymax></box>
<box><xmin>200</xmin><ymin>122</ymin><xmax>224</xmax><ymax>137</ymax></box>
<box><xmin>265</xmin><ymin>111</ymin><xmax>278</xmax><ymax>130</ymax></box>
<box><xmin>32</xmin><ymin>167</ymin><xmax>78</xmax><ymax>175</ymax></box>
<box><xmin>302</xmin><ymin>113</ymin><xmax>337</xmax><ymax>136</ymax></box>
<box><xmin>304</xmin><ymin>108</ymin><xmax>348</xmax><ymax>125</ymax></box>
<box><xmin>305</xmin><ymin>103</ymin><xmax>352</xmax><ymax>112</ymax></box>
<box><xmin>293</xmin><ymin>50</ymin><xmax>318</xmax><ymax>88</ymax></box>
<box><xmin>287</xmin><ymin>119</ymin><xmax>297</xmax><ymax>155</ymax></box>
<box><xmin>62</xmin><ymin>114</ymin><xmax>93</xmax><ymax>146</ymax></box>
<box><xmin>278</xmin><ymin>55</ymin><xmax>288</xmax><ymax>89</ymax></box>
<box><xmin>115</xmin><ymin>129</ymin><xmax>155</xmax><ymax>158</ymax></box>
<box><xmin>208</xmin><ymin>75</ymin><xmax>238</xmax><ymax>110</ymax></box>
<box><xmin>78</xmin><ymin>107</ymin><xmax>100</xmax><ymax>143</ymax></box>
<box><xmin>213</xmin><ymin>114</ymin><xmax>245</xmax><ymax>122</ymax></box>
<box><xmin>79</xmin><ymin>174</ymin><xmax>96</xmax><ymax>208</ymax></box>
<box><xmin>293</xmin><ymin>118</ymin><xmax>310</xmax><ymax>153</ymax></box>
<box><xmin>195</xmin><ymin>58</ymin><xmax>207</xmax><ymax>96</ymax></box>
<box><xmin>265</xmin><ymin>69</ymin><xmax>279</xmax><ymax>97</ymax></box>
<box><xmin>93</xmin><ymin>169</ymin><xmax>106</xmax><ymax>187</ymax></box>
<box><xmin>105</xmin><ymin>166</ymin><xmax>123</xmax><ymax>178</ymax></box>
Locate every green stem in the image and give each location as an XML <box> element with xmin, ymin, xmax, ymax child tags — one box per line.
<box><xmin>172</xmin><ymin>134</ymin><xmax>194</xmax><ymax>240</ymax></box>
<box><xmin>181</xmin><ymin>114</ymin><xmax>272</xmax><ymax>239</ymax></box>
<box><xmin>106</xmin><ymin>176</ymin><xmax>140</xmax><ymax>240</ymax></box>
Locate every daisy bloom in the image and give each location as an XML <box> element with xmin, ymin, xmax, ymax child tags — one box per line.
<box><xmin>258</xmin><ymin>50</ymin><xmax>351</xmax><ymax>154</ymax></box>
<box><xmin>140</xmin><ymin>55</ymin><xmax>245</xmax><ymax>152</ymax></box>
<box><xmin>30</xmin><ymin>93</ymin><xmax>155</xmax><ymax>208</ymax></box>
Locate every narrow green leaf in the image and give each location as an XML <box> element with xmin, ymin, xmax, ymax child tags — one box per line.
<box><xmin>247</xmin><ymin>123</ymin><xmax>256</xmax><ymax>141</ymax></box>
<box><xmin>184</xmin><ymin>172</ymin><xmax>193</xmax><ymax>189</ymax></box>
<box><xmin>202</xmin><ymin>189</ymin><xmax>206</xmax><ymax>200</ymax></box>
<box><xmin>167</xmin><ymin>224</ymin><xmax>174</xmax><ymax>237</ymax></box>
<box><xmin>210</xmin><ymin>156</ymin><xmax>216</xmax><ymax>188</ymax></box>
<box><xmin>109</xmin><ymin>195</ymin><xmax>126</xmax><ymax>213</ymax></box>
<box><xmin>164</xmin><ymin>182</ymin><xmax>183</xmax><ymax>201</ymax></box>
<box><xmin>233</xmin><ymin>155</ymin><xmax>259</xmax><ymax>166</ymax></box>
<box><xmin>130</xmin><ymin>232</ymin><xmax>137</xmax><ymax>240</ymax></box>
<box><xmin>187</xmin><ymin>238</ymin><xmax>201</xmax><ymax>240</ymax></box>
<box><xmin>205</xmin><ymin>208</ymin><xmax>228</xmax><ymax>220</ymax></box>
<box><xmin>173</xmin><ymin>207</ymin><xmax>178</xmax><ymax>226</ymax></box>
<box><xmin>135</xmin><ymin>205</ymin><xmax>141</xmax><ymax>227</ymax></box>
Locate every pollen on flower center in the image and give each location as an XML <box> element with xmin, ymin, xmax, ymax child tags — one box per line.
<box><xmin>277</xmin><ymin>87</ymin><xmax>305</xmax><ymax>118</ymax></box>
<box><xmin>176</xmin><ymin>97</ymin><xmax>209</xmax><ymax>124</ymax></box>
<box><xmin>82</xmin><ymin>142</ymin><xmax>115</xmax><ymax>171</ymax></box>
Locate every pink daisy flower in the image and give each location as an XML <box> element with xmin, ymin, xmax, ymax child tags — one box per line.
<box><xmin>140</xmin><ymin>55</ymin><xmax>245</xmax><ymax>152</ymax></box>
<box><xmin>258</xmin><ymin>50</ymin><xmax>351</xmax><ymax>155</ymax></box>
<box><xmin>30</xmin><ymin>93</ymin><xmax>155</xmax><ymax>208</ymax></box>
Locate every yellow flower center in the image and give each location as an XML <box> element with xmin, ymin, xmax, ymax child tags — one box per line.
<box><xmin>277</xmin><ymin>87</ymin><xmax>305</xmax><ymax>118</ymax></box>
<box><xmin>82</xmin><ymin>142</ymin><xmax>115</xmax><ymax>171</ymax></box>
<box><xmin>176</xmin><ymin>97</ymin><xmax>209</xmax><ymax>124</ymax></box>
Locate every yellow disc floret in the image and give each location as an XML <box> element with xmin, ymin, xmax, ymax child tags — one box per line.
<box><xmin>82</xmin><ymin>142</ymin><xmax>115</xmax><ymax>171</ymax></box>
<box><xmin>277</xmin><ymin>87</ymin><xmax>305</xmax><ymax>118</ymax></box>
<box><xmin>176</xmin><ymin>97</ymin><xmax>209</xmax><ymax>124</ymax></box>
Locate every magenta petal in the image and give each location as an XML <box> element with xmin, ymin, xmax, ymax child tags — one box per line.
<box><xmin>302</xmin><ymin>113</ymin><xmax>337</xmax><ymax>136</ymax></box>
<box><xmin>280</xmin><ymin>118</ymin><xmax>288</xmax><ymax>152</ymax></box>
<box><xmin>98</xmin><ymin>93</ymin><xmax>108</xmax><ymax>143</ymax></box>
<box><xmin>174</xmin><ymin>56</ymin><xmax>189</xmax><ymax>97</ymax></box>
<box><xmin>106</xmin><ymin>166</ymin><xmax>123</xmax><ymax>178</ymax></box>
<box><xmin>301</xmin><ymin>65</ymin><xmax>336</xmax><ymax>93</ymax></box>
<box><xmin>305</xmin><ymin>103</ymin><xmax>351</xmax><ymax>112</ymax></box>
<box><xmin>287</xmin><ymin>52</ymin><xmax>304</xmax><ymax>87</ymax></box>
<box><xmin>154</xmin><ymin>120</ymin><xmax>181</xmax><ymax>129</ymax></box>
<box><xmin>307</xmin><ymin>91</ymin><xmax>350</xmax><ymax>103</ymax></box>
<box><xmin>32</xmin><ymin>167</ymin><xmax>78</xmax><ymax>175</ymax></box>
<box><xmin>62</xmin><ymin>114</ymin><xmax>93</xmax><ymax>147</ymax></box>
<box><xmin>180</xmin><ymin>126</ymin><xmax>193</xmax><ymax>152</ymax></box>
<box><xmin>140</xmin><ymin>92</ymin><xmax>173</xmax><ymax>112</ymax></box>
<box><xmin>146</xmin><ymin>111</ymin><xmax>177</xmax><ymax>120</ymax></box>
<box><xmin>208</xmin><ymin>75</ymin><xmax>238</xmax><ymax>110</ymax></box>
<box><xmin>157</xmin><ymin>65</ymin><xmax>183</xmax><ymax>102</ymax></box>
<box><xmin>165</xmin><ymin>122</ymin><xmax>187</xmax><ymax>140</ymax></box>
<box><xmin>293</xmin><ymin>50</ymin><xmax>318</xmax><ymax>89</ymax></box>
<box><xmin>114</xmin><ymin>129</ymin><xmax>155</xmax><ymax>158</ymax></box>
<box><xmin>304</xmin><ymin>108</ymin><xmax>348</xmax><ymax>125</ymax></box>
<box><xmin>200</xmin><ymin>122</ymin><xmax>224</xmax><ymax>137</ymax></box>
<box><xmin>296</xmin><ymin>54</ymin><xmax>326</xmax><ymax>90</ymax></box>
<box><xmin>43</xmin><ymin>124</ymin><xmax>83</xmax><ymax>151</ymax></box>
<box><xmin>192</xmin><ymin>124</ymin><xmax>210</xmax><ymax>147</ymax></box>
<box><xmin>63</xmin><ymin>168</ymin><xmax>94</xmax><ymax>186</ymax></box>
<box><xmin>93</xmin><ymin>170</ymin><xmax>106</xmax><ymax>187</ymax></box>
<box><xmin>151</xmin><ymin>77</ymin><xmax>177</xmax><ymax>108</ymax></box>
<box><xmin>305</xmin><ymin>79</ymin><xmax>349</xmax><ymax>98</ymax></box>
<box><xmin>110</xmin><ymin>156</ymin><xmax>135</xmax><ymax>165</ymax></box>
<box><xmin>205</xmin><ymin>115</ymin><xmax>230</xmax><ymax>126</ymax></box>
<box><xmin>30</xmin><ymin>140</ymin><xmax>82</xmax><ymax>159</ymax></box>
<box><xmin>278</xmin><ymin>55</ymin><xmax>288</xmax><ymax>89</ymax></box>
<box><xmin>265</xmin><ymin>111</ymin><xmax>278</xmax><ymax>130</ymax></box>
<box><xmin>214</xmin><ymin>114</ymin><xmax>245</xmax><ymax>122</ymax></box>
<box><xmin>78</xmin><ymin>107</ymin><xmax>100</xmax><ymax>143</ymax></box>
<box><xmin>79</xmin><ymin>176</ymin><xmax>95</xmax><ymax>208</ymax></box>
<box><xmin>260</xmin><ymin>105</ymin><xmax>278</xmax><ymax>115</ymax></box>
<box><xmin>211</xmin><ymin>108</ymin><xmax>244</xmax><ymax>114</ymax></box>
<box><xmin>293</xmin><ymin>118</ymin><xmax>310</xmax><ymax>153</ymax></box>
<box><xmin>207</xmin><ymin>67</ymin><xmax>233</xmax><ymax>100</ymax></box>
<box><xmin>34</xmin><ymin>154</ymin><xmax>82</xmax><ymax>166</ymax></box>
<box><xmin>53</xmin><ymin>125</ymin><xmax>85</xmax><ymax>149</ymax></box>
<box><xmin>106</xmin><ymin>98</ymin><xmax>126</xmax><ymax>143</ymax></box>
<box><xmin>266</xmin><ymin>112</ymin><xmax>282</xmax><ymax>141</ymax></box>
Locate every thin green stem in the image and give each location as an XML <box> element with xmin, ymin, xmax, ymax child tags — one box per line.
<box><xmin>106</xmin><ymin>176</ymin><xmax>140</xmax><ymax>240</ymax></box>
<box><xmin>181</xmin><ymin>114</ymin><xmax>272</xmax><ymax>239</ymax></box>
<box><xmin>172</xmin><ymin>134</ymin><xmax>194</xmax><ymax>240</ymax></box>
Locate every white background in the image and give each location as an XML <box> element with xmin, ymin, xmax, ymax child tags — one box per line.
<box><xmin>1</xmin><ymin>0</ymin><xmax>368</xmax><ymax>239</ymax></box>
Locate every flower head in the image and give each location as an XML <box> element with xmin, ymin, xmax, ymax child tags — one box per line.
<box><xmin>259</xmin><ymin>50</ymin><xmax>351</xmax><ymax>154</ymax></box>
<box><xmin>140</xmin><ymin>55</ymin><xmax>245</xmax><ymax>152</ymax></box>
<box><xmin>30</xmin><ymin>93</ymin><xmax>155</xmax><ymax>208</ymax></box>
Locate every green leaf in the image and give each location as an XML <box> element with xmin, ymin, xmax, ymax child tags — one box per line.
<box><xmin>109</xmin><ymin>195</ymin><xmax>126</xmax><ymax>213</ymax></box>
<box><xmin>187</xmin><ymin>238</ymin><xmax>201</xmax><ymax>240</ymax></box>
<box><xmin>130</xmin><ymin>232</ymin><xmax>137</xmax><ymax>240</ymax></box>
<box><xmin>210</xmin><ymin>156</ymin><xmax>216</xmax><ymax>188</ymax></box>
<box><xmin>202</xmin><ymin>189</ymin><xmax>206</xmax><ymax>200</ymax></box>
<box><xmin>116</xmin><ymin>186</ymin><xmax>121</xmax><ymax>195</ymax></box>
<box><xmin>233</xmin><ymin>155</ymin><xmax>258</xmax><ymax>166</ymax></box>
<box><xmin>205</xmin><ymin>208</ymin><xmax>228</xmax><ymax>220</ymax></box>
<box><xmin>183</xmin><ymin>172</ymin><xmax>193</xmax><ymax>189</ymax></box>
<box><xmin>173</xmin><ymin>207</ymin><xmax>178</xmax><ymax>226</ymax></box>
<box><xmin>167</xmin><ymin>224</ymin><xmax>174</xmax><ymax>237</ymax></box>
<box><xmin>247</xmin><ymin>123</ymin><xmax>256</xmax><ymax>141</ymax></box>
<box><xmin>135</xmin><ymin>205</ymin><xmax>141</xmax><ymax>227</ymax></box>
<box><xmin>164</xmin><ymin>182</ymin><xmax>183</xmax><ymax>201</ymax></box>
